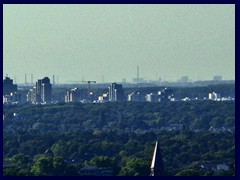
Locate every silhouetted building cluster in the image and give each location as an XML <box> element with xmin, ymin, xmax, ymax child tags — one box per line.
<box><xmin>65</xmin><ymin>87</ymin><xmax>88</xmax><ymax>103</ymax></box>
<box><xmin>3</xmin><ymin>75</ymin><xmax>234</xmax><ymax>105</ymax></box>
<box><xmin>3</xmin><ymin>77</ymin><xmax>17</xmax><ymax>95</ymax></box>
<box><xmin>27</xmin><ymin>77</ymin><xmax>52</xmax><ymax>104</ymax></box>
<box><xmin>98</xmin><ymin>93</ymin><xmax>108</xmax><ymax>103</ymax></box>
<box><xmin>128</xmin><ymin>88</ymin><xmax>173</xmax><ymax>102</ymax></box>
<box><xmin>108</xmin><ymin>83</ymin><xmax>124</xmax><ymax>102</ymax></box>
<box><xmin>127</xmin><ymin>92</ymin><xmax>145</xmax><ymax>102</ymax></box>
<box><xmin>64</xmin><ymin>83</ymin><xmax>125</xmax><ymax>103</ymax></box>
<box><xmin>3</xmin><ymin>77</ymin><xmax>21</xmax><ymax>104</ymax></box>
<box><xmin>65</xmin><ymin>84</ymin><xmax>174</xmax><ymax>103</ymax></box>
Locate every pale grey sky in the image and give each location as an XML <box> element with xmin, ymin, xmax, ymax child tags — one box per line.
<box><xmin>3</xmin><ymin>4</ymin><xmax>235</xmax><ymax>83</ymax></box>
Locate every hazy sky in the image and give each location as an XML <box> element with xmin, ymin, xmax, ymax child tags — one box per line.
<box><xmin>3</xmin><ymin>4</ymin><xmax>235</xmax><ymax>83</ymax></box>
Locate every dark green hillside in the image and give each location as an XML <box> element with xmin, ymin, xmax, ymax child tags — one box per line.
<box><xmin>3</xmin><ymin>101</ymin><xmax>235</xmax><ymax>176</ymax></box>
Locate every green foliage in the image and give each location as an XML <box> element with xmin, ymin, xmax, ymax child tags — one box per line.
<box><xmin>11</xmin><ymin>154</ymin><xmax>31</xmax><ymax>169</ymax></box>
<box><xmin>3</xmin><ymin>101</ymin><xmax>235</xmax><ymax>176</ymax></box>
<box><xmin>30</xmin><ymin>156</ymin><xmax>74</xmax><ymax>176</ymax></box>
<box><xmin>119</xmin><ymin>157</ymin><xmax>149</xmax><ymax>176</ymax></box>
<box><xmin>88</xmin><ymin>156</ymin><xmax>115</xmax><ymax>168</ymax></box>
<box><xmin>31</xmin><ymin>156</ymin><xmax>54</xmax><ymax>176</ymax></box>
<box><xmin>4</xmin><ymin>166</ymin><xmax>25</xmax><ymax>176</ymax></box>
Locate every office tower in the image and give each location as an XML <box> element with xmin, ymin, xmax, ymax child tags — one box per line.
<box><xmin>27</xmin><ymin>87</ymin><xmax>37</xmax><ymax>103</ymax></box>
<box><xmin>3</xmin><ymin>77</ymin><xmax>17</xmax><ymax>95</ymax></box>
<box><xmin>36</xmin><ymin>79</ymin><xmax>42</xmax><ymax>103</ymax></box>
<box><xmin>108</xmin><ymin>83</ymin><xmax>124</xmax><ymax>102</ymax></box>
<box><xmin>33</xmin><ymin>77</ymin><xmax>52</xmax><ymax>104</ymax></box>
<box><xmin>41</xmin><ymin>77</ymin><xmax>52</xmax><ymax>104</ymax></box>
<box><xmin>65</xmin><ymin>88</ymin><xmax>81</xmax><ymax>102</ymax></box>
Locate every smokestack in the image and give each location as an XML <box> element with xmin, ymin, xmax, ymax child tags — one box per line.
<box><xmin>31</xmin><ymin>74</ymin><xmax>33</xmax><ymax>85</ymax></box>
<box><xmin>102</xmin><ymin>75</ymin><xmax>105</xmax><ymax>83</ymax></box>
<box><xmin>25</xmin><ymin>74</ymin><xmax>27</xmax><ymax>85</ymax></box>
<box><xmin>137</xmin><ymin>66</ymin><xmax>139</xmax><ymax>80</ymax></box>
<box><xmin>53</xmin><ymin>75</ymin><xmax>55</xmax><ymax>85</ymax></box>
<box><xmin>14</xmin><ymin>76</ymin><xmax>17</xmax><ymax>84</ymax></box>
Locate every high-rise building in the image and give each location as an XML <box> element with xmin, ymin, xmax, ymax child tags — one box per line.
<box><xmin>41</xmin><ymin>77</ymin><xmax>52</xmax><ymax>104</ymax></box>
<box><xmin>36</xmin><ymin>79</ymin><xmax>42</xmax><ymax>103</ymax></box>
<box><xmin>28</xmin><ymin>77</ymin><xmax>52</xmax><ymax>104</ymax></box>
<box><xmin>108</xmin><ymin>83</ymin><xmax>124</xmax><ymax>102</ymax></box>
<box><xmin>27</xmin><ymin>87</ymin><xmax>37</xmax><ymax>103</ymax></box>
<box><xmin>65</xmin><ymin>88</ymin><xmax>88</xmax><ymax>103</ymax></box>
<box><xmin>3</xmin><ymin>77</ymin><xmax>17</xmax><ymax>95</ymax></box>
<box><xmin>128</xmin><ymin>92</ymin><xmax>145</xmax><ymax>102</ymax></box>
<box><xmin>65</xmin><ymin>88</ymin><xmax>80</xmax><ymax>102</ymax></box>
<box><xmin>3</xmin><ymin>92</ymin><xmax>21</xmax><ymax>104</ymax></box>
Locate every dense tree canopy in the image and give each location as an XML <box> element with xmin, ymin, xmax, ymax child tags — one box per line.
<box><xmin>3</xmin><ymin>101</ymin><xmax>235</xmax><ymax>176</ymax></box>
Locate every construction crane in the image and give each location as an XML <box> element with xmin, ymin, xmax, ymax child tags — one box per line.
<box><xmin>66</xmin><ymin>80</ymin><xmax>96</xmax><ymax>100</ymax></box>
<box><xmin>82</xmin><ymin>81</ymin><xmax>97</xmax><ymax>97</ymax></box>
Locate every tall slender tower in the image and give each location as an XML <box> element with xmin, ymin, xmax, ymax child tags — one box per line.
<box><xmin>150</xmin><ymin>141</ymin><xmax>165</xmax><ymax>176</ymax></box>
<box><xmin>137</xmin><ymin>66</ymin><xmax>139</xmax><ymax>83</ymax></box>
<box><xmin>41</xmin><ymin>77</ymin><xmax>52</xmax><ymax>104</ymax></box>
<box><xmin>14</xmin><ymin>76</ymin><xmax>17</xmax><ymax>84</ymax></box>
<box><xmin>102</xmin><ymin>75</ymin><xmax>105</xmax><ymax>83</ymax></box>
<box><xmin>53</xmin><ymin>75</ymin><xmax>55</xmax><ymax>86</ymax></box>
<box><xmin>25</xmin><ymin>74</ymin><xmax>27</xmax><ymax>85</ymax></box>
<box><xmin>31</xmin><ymin>74</ymin><xmax>33</xmax><ymax>85</ymax></box>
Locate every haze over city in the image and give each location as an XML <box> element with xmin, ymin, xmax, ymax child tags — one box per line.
<box><xmin>3</xmin><ymin>4</ymin><xmax>236</xmax><ymax>177</ymax></box>
<box><xmin>3</xmin><ymin>4</ymin><xmax>235</xmax><ymax>83</ymax></box>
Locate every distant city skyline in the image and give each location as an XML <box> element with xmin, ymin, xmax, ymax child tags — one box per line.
<box><xmin>2</xmin><ymin>73</ymin><xmax>230</xmax><ymax>85</ymax></box>
<box><xmin>3</xmin><ymin>4</ymin><xmax>235</xmax><ymax>83</ymax></box>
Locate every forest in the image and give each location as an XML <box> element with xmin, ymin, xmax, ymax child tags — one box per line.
<box><xmin>3</xmin><ymin>101</ymin><xmax>235</xmax><ymax>176</ymax></box>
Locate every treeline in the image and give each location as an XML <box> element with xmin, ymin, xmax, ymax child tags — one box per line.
<box><xmin>3</xmin><ymin>101</ymin><xmax>235</xmax><ymax>176</ymax></box>
<box><xmin>4</xmin><ymin>101</ymin><xmax>235</xmax><ymax>132</ymax></box>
